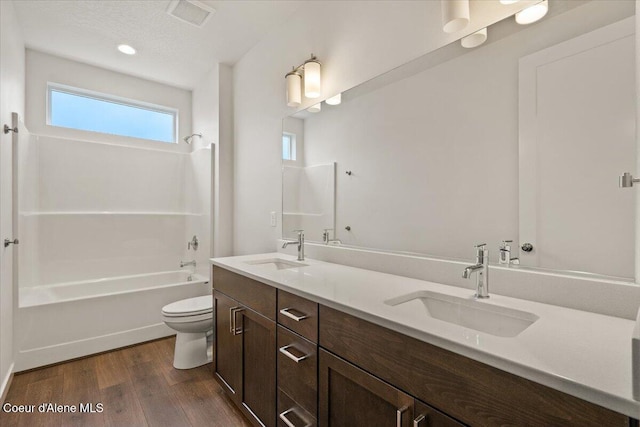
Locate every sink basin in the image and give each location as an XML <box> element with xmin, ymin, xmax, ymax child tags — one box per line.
<box><xmin>244</xmin><ymin>258</ymin><xmax>308</xmax><ymax>271</ymax></box>
<box><xmin>384</xmin><ymin>290</ymin><xmax>538</xmax><ymax>337</ymax></box>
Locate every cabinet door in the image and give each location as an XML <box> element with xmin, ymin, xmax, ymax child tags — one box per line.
<box><xmin>413</xmin><ymin>400</ymin><xmax>465</xmax><ymax>427</ymax></box>
<box><xmin>214</xmin><ymin>291</ymin><xmax>242</xmax><ymax>403</ymax></box>
<box><xmin>240</xmin><ymin>306</ymin><xmax>277</xmax><ymax>427</ymax></box>
<box><xmin>319</xmin><ymin>349</ymin><xmax>414</xmax><ymax>427</ymax></box>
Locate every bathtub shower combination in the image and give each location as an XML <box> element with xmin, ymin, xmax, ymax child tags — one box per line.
<box><xmin>12</xmin><ymin>113</ymin><xmax>213</xmax><ymax>371</ymax></box>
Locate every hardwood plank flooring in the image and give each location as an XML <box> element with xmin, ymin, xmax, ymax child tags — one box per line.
<box><xmin>0</xmin><ymin>337</ymin><xmax>251</xmax><ymax>427</ymax></box>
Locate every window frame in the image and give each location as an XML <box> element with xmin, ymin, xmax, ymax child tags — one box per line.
<box><xmin>46</xmin><ymin>82</ymin><xmax>179</xmax><ymax>144</ymax></box>
<box><xmin>282</xmin><ymin>131</ymin><xmax>297</xmax><ymax>162</ymax></box>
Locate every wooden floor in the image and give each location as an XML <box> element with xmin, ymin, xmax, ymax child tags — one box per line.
<box><xmin>0</xmin><ymin>337</ymin><xmax>251</xmax><ymax>427</ymax></box>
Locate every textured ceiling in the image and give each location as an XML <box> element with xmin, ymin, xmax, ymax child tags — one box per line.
<box><xmin>12</xmin><ymin>0</ymin><xmax>304</xmax><ymax>89</ymax></box>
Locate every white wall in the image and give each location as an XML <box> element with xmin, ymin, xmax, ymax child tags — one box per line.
<box><xmin>232</xmin><ymin>1</ymin><xmax>536</xmax><ymax>255</ymax></box>
<box><xmin>25</xmin><ymin>50</ymin><xmax>192</xmax><ymax>152</ymax></box>
<box><xmin>0</xmin><ymin>0</ymin><xmax>24</xmax><ymax>399</ymax></box>
<box><xmin>191</xmin><ymin>64</ymin><xmax>234</xmax><ymax>261</ymax></box>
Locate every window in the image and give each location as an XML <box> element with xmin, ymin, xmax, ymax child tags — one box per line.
<box><xmin>283</xmin><ymin>132</ymin><xmax>296</xmax><ymax>161</ymax></box>
<box><xmin>47</xmin><ymin>83</ymin><xmax>178</xmax><ymax>143</ymax></box>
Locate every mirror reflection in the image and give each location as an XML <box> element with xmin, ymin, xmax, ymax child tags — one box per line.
<box><xmin>282</xmin><ymin>0</ymin><xmax>636</xmax><ymax>281</ymax></box>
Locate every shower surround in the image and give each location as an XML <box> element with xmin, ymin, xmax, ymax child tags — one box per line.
<box><xmin>15</xmin><ymin>126</ymin><xmax>212</xmax><ymax>370</ymax></box>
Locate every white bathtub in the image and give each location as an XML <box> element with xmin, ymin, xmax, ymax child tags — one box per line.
<box><xmin>16</xmin><ymin>271</ymin><xmax>210</xmax><ymax>371</ymax></box>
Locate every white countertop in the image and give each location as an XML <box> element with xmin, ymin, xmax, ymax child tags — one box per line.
<box><xmin>211</xmin><ymin>252</ymin><xmax>640</xmax><ymax>419</ymax></box>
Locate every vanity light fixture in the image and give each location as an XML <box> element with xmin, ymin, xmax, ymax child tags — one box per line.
<box><xmin>285</xmin><ymin>54</ymin><xmax>322</xmax><ymax>107</ymax></box>
<box><xmin>117</xmin><ymin>44</ymin><xmax>136</xmax><ymax>55</ymax></box>
<box><xmin>461</xmin><ymin>27</ymin><xmax>487</xmax><ymax>48</ymax></box>
<box><xmin>515</xmin><ymin>0</ymin><xmax>548</xmax><ymax>25</ymax></box>
<box><xmin>441</xmin><ymin>0</ymin><xmax>470</xmax><ymax>33</ymax></box>
<box><xmin>499</xmin><ymin>0</ymin><xmax>521</xmax><ymax>4</ymax></box>
<box><xmin>325</xmin><ymin>93</ymin><xmax>342</xmax><ymax>106</ymax></box>
<box><xmin>308</xmin><ymin>103</ymin><xmax>322</xmax><ymax>113</ymax></box>
<box><xmin>285</xmin><ymin>69</ymin><xmax>302</xmax><ymax>107</ymax></box>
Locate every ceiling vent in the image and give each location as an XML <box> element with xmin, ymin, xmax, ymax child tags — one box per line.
<box><xmin>167</xmin><ymin>0</ymin><xmax>216</xmax><ymax>28</ymax></box>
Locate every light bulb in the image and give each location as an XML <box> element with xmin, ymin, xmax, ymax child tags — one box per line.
<box><xmin>286</xmin><ymin>71</ymin><xmax>302</xmax><ymax>107</ymax></box>
<box><xmin>304</xmin><ymin>58</ymin><xmax>322</xmax><ymax>99</ymax></box>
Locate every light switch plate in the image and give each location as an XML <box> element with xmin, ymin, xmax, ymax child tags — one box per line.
<box><xmin>270</xmin><ymin>211</ymin><xmax>277</xmax><ymax>227</ymax></box>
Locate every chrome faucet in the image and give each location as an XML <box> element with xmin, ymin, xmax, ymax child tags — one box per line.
<box><xmin>499</xmin><ymin>240</ymin><xmax>520</xmax><ymax>266</ymax></box>
<box><xmin>322</xmin><ymin>228</ymin><xmax>342</xmax><ymax>245</ymax></box>
<box><xmin>180</xmin><ymin>260</ymin><xmax>196</xmax><ymax>281</ymax></box>
<box><xmin>462</xmin><ymin>243</ymin><xmax>489</xmax><ymax>299</ymax></box>
<box><xmin>282</xmin><ymin>230</ymin><xmax>305</xmax><ymax>261</ymax></box>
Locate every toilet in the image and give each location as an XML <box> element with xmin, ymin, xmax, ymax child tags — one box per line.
<box><xmin>162</xmin><ymin>295</ymin><xmax>213</xmax><ymax>369</ymax></box>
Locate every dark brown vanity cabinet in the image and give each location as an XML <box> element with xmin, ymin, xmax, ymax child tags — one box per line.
<box><xmin>213</xmin><ymin>266</ymin><xmax>635</xmax><ymax>427</ymax></box>
<box><xmin>318</xmin><ymin>349</ymin><xmax>463</xmax><ymax>427</ymax></box>
<box><xmin>213</xmin><ymin>267</ymin><xmax>277</xmax><ymax>427</ymax></box>
<box><xmin>277</xmin><ymin>290</ymin><xmax>319</xmax><ymax>427</ymax></box>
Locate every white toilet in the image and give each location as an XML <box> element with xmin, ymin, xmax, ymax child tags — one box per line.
<box><xmin>162</xmin><ymin>295</ymin><xmax>213</xmax><ymax>369</ymax></box>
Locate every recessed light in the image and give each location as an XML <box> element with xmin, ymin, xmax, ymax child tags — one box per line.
<box><xmin>117</xmin><ymin>44</ymin><xmax>136</xmax><ymax>55</ymax></box>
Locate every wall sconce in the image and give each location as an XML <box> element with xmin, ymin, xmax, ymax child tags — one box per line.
<box><xmin>441</xmin><ymin>0</ymin><xmax>470</xmax><ymax>33</ymax></box>
<box><xmin>308</xmin><ymin>103</ymin><xmax>322</xmax><ymax>113</ymax></box>
<box><xmin>285</xmin><ymin>54</ymin><xmax>322</xmax><ymax>107</ymax></box>
<box><xmin>325</xmin><ymin>93</ymin><xmax>342</xmax><ymax>106</ymax></box>
<box><xmin>461</xmin><ymin>27</ymin><xmax>487</xmax><ymax>48</ymax></box>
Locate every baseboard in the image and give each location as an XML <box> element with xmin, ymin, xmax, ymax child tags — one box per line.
<box><xmin>15</xmin><ymin>323</ymin><xmax>173</xmax><ymax>372</ymax></box>
<box><xmin>0</xmin><ymin>363</ymin><xmax>15</xmax><ymax>404</ymax></box>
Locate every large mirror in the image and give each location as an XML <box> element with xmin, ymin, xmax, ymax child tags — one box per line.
<box><xmin>283</xmin><ymin>0</ymin><xmax>636</xmax><ymax>282</ymax></box>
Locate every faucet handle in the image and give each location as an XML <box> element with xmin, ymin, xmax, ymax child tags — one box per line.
<box><xmin>474</xmin><ymin>243</ymin><xmax>487</xmax><ymax>249</ymax></box>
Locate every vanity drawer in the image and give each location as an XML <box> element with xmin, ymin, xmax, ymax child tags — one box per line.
<box><xmin>278</xmin><ymin>389</ymin><xmax>317</xmax><ymax>427</ymax></box>
<box><xmin>278</xmin><ymin>290</ymin><xmax>318</xmax><ymax>342</ymax></box>
<box><xmin>213</xmin><ymin>266</ymin><xmax>276</xmax><ymax>320</ymax></box>
<box><xmin>277</xmin><ymin>325</ymin><xmax>317</xmax><ymax>417</ymax></box>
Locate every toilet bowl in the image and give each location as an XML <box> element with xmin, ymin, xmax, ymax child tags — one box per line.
<box><xmin>162</xmin><ymin>295</ymin><xmax>213</xmax><ymax>369</ymax></box>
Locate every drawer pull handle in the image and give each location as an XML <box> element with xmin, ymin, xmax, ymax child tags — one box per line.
<box><xmin>397</xmin><ymin>406</ymin><xmax>408</xmax><ymax>427</ymax></box>
<box><xmin>279</xmin><ymin>408</ymin><xmax>311</xmax><ymax>427</ymax></box>
<box><xmin>279</xmin><ymin>345</ymin><xmax>309</xmax><ymax>363</ymax></box>
<box><xmin>413</xmin><ymin>414</ymin><xmax>427</xmax><ymax>427</ymax></box>
<box><xmin>230</xmin><ymin>307</ymin><xmax>244</xmax><ymax>335</ymax></box>
<box><xmin>280</xmin><ymin>307</ymin><xmax>308</xmax><ymax>322</ymax></box>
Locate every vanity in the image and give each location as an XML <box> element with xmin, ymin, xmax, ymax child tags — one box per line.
<box><xmin>210</xmin><ymin>254</ymin><xmax>640</xmax><ymax>427</ymax></box>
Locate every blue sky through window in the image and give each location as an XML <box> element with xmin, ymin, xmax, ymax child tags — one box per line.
<box><xmin>50</xmin><ymin>89</ymin><xmax>176</xmax><ymax>143</ymax></box>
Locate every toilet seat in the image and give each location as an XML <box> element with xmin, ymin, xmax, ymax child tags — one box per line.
<box><xmin>162</xmin><ymin>295</ymin><xmax>212</xmax><ymax>317</ymax></box>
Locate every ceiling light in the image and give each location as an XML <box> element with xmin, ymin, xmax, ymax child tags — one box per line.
<box><xmin>461</xmin><ymin>28</ymin><xmax>487</xmax><ymax>48</ymax></box>
<box><xmin>117</xmin><ymin>44</ymin><xmax>136</xmax><ymax>55</ymax></box>
<box><xmin>500</xmin><ymin>0</ymin><xmax>520</xmax><ymax>4</ymax></box>
<box><xmin>326</xmin><ymin>93</ymin><xmax>342</xmax><ymax>106</ymax></box>
<box><xmin>284</xmin><ymin>54</ymin><xmax>322</xmax><ymax>108</ymax></box>
<box><xmin>515</xmin><ymin>0</ymin><xmax>548</xmax><ymax>25</ymax></box>
<box><xmin>441</xmin><ymin>0</ymin><xmax>470</xmax><ymax>33</ymax></box>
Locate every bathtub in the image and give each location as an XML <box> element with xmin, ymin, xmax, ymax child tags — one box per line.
<box><xmin>15</xmin><ymin>271</ymin><xmax>210</xmax><ymax>371</ymax></box>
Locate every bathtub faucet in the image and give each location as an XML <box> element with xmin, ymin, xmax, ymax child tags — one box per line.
<box><xmin>180</xmin><ymin>260</ymin><xmax>196</xmax><ymax>281</ymax></box>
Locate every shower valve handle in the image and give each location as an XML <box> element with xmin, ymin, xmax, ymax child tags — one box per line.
<box><xmin>4</xmin><ymin>238</ymin><xmax>18</xmax><ymax>248</ymax></box>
